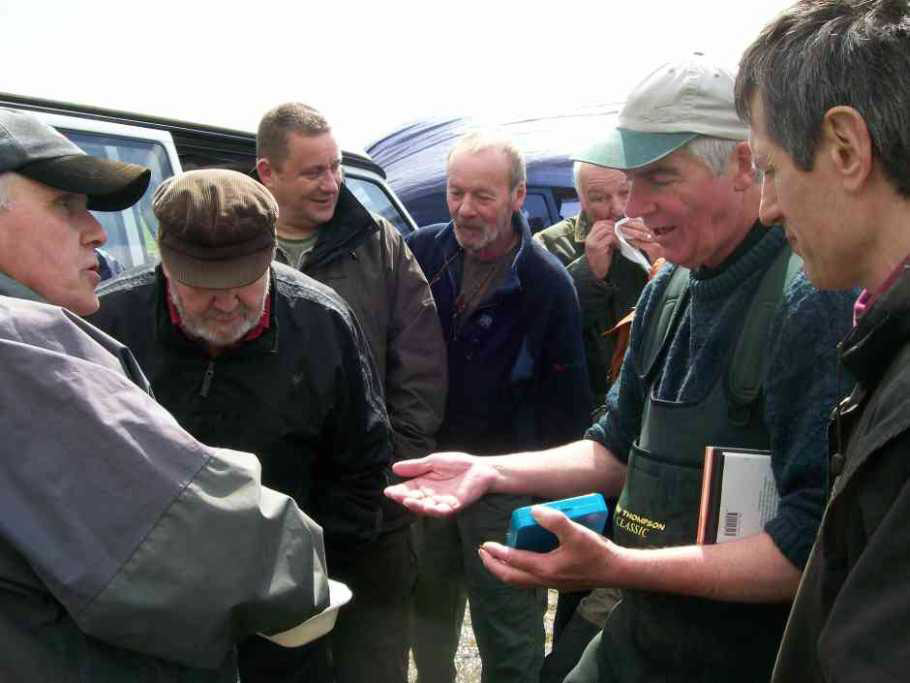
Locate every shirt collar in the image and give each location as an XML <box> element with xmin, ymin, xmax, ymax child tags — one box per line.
<box><xmin>853</xmin><ymin>254</ymin><xmax>910</xmax><ymax>325</ymax></box>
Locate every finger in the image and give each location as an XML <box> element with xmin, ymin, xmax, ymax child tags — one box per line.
<box><xmin>589</xmin><ymin>220</ymin><xmax>616</xmax><ymax>237</ymax></box>
<box><xmin>530</xmin><ymin>506</ymin><xmax>577</xmax><ymax>540</ymax></box>
<box><xmin>621</xmin><ymin>226</ymin><xmax>653</xmax><ymax>242</ymax></box>
<box><xmin>383</xmin><ymin>483</ymin><xmax>414</xmax><ymax>504</ymax></box>
<box><xmin>586</xmin><ymin>233</ymin><xmax>615</xmax><ymax>251</ymax></box>
<box><xmin>478</xmin><ymin>545</ymin><xmax>546</xmax><ymax>588</ymax></box>
<box><xmin>392</xmin><ymin>458</ymin><xmax>433</xmax><ymax>478</ymax></box>
<box><xmin>399</xmin><ymin>494</ymin><xmax>460</xmax><ymax>517</ymax></box>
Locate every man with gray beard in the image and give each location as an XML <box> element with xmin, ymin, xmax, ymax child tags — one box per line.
<box><xmin>89</xmin><ymin>168</ymin><xmax>392</xmax><ymax>681</ymax></box>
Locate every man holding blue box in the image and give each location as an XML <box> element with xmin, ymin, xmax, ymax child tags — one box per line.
<box><xmin>388</xmin><ymin>55</ymin><xmax>855</xmax><ymax>682</ymax></box>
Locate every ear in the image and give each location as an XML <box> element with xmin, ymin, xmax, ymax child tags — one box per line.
<box><xmin>730</xmin><ymin>141</ymin><xmax>755</xmax><ymax>191</ymax></box>
<box><xmin>256</xmin><ymin>158</ymin><xmax>275</xmax><ymax>189</ymax></box>
<box><xmin>820</xmin><ymin>106</ymin><xmax>872</xmax><ymax>192</ymax></box>
<box><xmin>511</xmin><ymin>182</ymin><xmax>527</xmax><ymax>212</ymax></box>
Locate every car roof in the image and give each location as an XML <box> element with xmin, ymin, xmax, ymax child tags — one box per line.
<box><xmin>0</xmin><ymin>91</ymin><xmax>385</xmax><ymax>178</ymax></box>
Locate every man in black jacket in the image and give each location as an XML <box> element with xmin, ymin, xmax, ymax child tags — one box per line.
<box><xmin>256</xmin><ymin>102</ymin><xmax>446</xmax><ymax>683</ymax></box>
<box><xmin>736</xmin><ymin>1</ymin><xmax>910</xmax><ymax>680</ymax></box>
<box><xmin>89</xmin><ymin>168</ymin><xmax>392</xmax><ymax>683</ymax></box>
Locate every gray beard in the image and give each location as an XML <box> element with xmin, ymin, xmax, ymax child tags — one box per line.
<box><xmin>168</xmin><ymin>279</ymin><xmax>269</xmax><ymax>348</ymax></box>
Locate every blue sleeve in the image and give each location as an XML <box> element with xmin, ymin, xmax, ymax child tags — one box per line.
<box><xmin>535</xmin><ymin>267</ymin><xmax>594</xmax><ymax>447</ymax></box>
<box><xmin>762</xmin><ymin>273</ymin><xmax>857</xmax><ymax>569</ymax></box>
<box><xmin>585</xmin><ymin>269</ymin><xmax>671</xmax><ymax>461</ymax></box>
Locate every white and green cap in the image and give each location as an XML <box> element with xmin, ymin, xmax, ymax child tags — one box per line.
<box><xmin>575</xmin><ymin>54</ymin><xmax>749</xmax><ymax>170</ymax></box>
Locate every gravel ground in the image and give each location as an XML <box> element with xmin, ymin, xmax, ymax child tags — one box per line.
<box><xmin>408</xmin><ymin>589</ymin><xmax>558</xmax><ymax>682</ymax></box>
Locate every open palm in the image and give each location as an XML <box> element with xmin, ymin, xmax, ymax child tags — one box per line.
<box><xmin>384</xmin><ymin>452</ymin><xmax>497</xmax><ymax>517</ymax></box>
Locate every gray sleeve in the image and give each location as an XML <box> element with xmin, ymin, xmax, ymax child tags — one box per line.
<box><xmin>0</xmin><ymin>321</ymin><xmax>328</xmax><ymax>668</ymax></box>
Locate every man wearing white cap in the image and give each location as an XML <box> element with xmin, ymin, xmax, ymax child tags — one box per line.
<box><xmin>386</xmin><ymin>55</ymin><xmax>856</xmax><ymax>681</ymax></box>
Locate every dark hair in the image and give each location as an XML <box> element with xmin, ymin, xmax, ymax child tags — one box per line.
<box><xmin>736</xmin><ymin>0</ymin><xmax>910</xmax><ymax>197</ymax></box>
<box><xmin>256</xmin><ymin>102</ymin><xmax>331</xmax><ymax>167</ymax></box>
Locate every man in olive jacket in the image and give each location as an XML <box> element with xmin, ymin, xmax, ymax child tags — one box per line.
<box><xmin>255</xmin><ymin>102</ymin><xmax>447</xmax><ymax>683</ymax></box>
<box><xmin>534</xmin><ymin>162</ymin><xmax>648</xmax><ymax>413</ymax></box>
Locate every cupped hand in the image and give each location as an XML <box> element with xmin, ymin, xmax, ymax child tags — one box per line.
<box><xmin>384</xmin><ymin>452</ymin><xmax>497</xmax><ymax>517</ymax></box>
<box><xmin>477</xmin><ymin>505</ymin><xmax>619</xmax><ymax>591</ymax></box>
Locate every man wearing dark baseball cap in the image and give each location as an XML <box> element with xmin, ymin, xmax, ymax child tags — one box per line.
<box><xmin>385</xmin><ymin>54</ymin><xmax>857</xmax><ymax>682</ymax></box>
<box><xmin>89</xmin><ymin>168</ymin><xmax>393</xmax><ymax>681</ymax></box>
<box><xmin>0</xmin><ymin>108</ymin><xmax>150</xmax><ymax>314</ymax></box>
<box><xmin>0</xmin><ymin>112</ymin><xmax>334</xmax><ymax>681</ymax></box>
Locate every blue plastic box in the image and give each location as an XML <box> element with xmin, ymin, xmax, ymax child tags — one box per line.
<box><xmin>505</xmin><ymin>493</ymin><xmax>609</xmax><ymax>553</ymax></box>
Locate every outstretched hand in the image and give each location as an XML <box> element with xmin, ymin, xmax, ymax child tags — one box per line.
<box><xmin>477</xmin><ymin>505</ymin><xmax>619</xmax><ymax>591</ymax></box>
<box><xmin>384</xmin><ymin>452</ymin><xmax>497</xmax><ymax>517</ymax></box>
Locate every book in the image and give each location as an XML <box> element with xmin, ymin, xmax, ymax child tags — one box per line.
<box><xmin>696</xmin><ymin>447</ymin><xmax>780</xmax><ymax>545</ymax></box>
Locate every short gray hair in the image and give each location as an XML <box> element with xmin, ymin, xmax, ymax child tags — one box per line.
<box><xmin>572</xmin><ymin>161</ymin><xmax>583</xmax><ymax>193</ymax></box>
<box><xmin>736</xmin><ymin>0</ymin><xmax>910</xmax><ymax>198</ymax></box>
<box><xmin>448</xmin><ymin>131</ymin><xmax>527</xmax><ymax>192</ymax></box>
<box><xmin>683</xmin><ymin>136</ymin><xmax>740</xmax><ymax>176</ymax></box>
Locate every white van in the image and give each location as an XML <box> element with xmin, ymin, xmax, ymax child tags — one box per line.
<box><xmin>0</xmin><ymin>93</ymin><xmax>417</xmax><ymax>271</ymax></box>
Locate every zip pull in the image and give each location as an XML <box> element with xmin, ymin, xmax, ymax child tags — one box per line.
<box><xmin>200</xmin><ymin>360</ymin><xmax>215</xmax><ymax>397</ymax></box>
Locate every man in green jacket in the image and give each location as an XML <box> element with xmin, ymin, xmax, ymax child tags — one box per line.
<box><xmin>256</xmin><ymin>102</ymin><xmax>447</xmax><ymax>683</ymax></box>
<box><xmin>534</xmin><ymin>162</ymin><xmax>650</xmax><ymax>413</ymax></box>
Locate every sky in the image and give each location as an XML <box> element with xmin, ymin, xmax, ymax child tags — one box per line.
<box><xmin>0</xmin><ymin>1</ymin><xmax>793</xmax><ymax>151</ymax></box>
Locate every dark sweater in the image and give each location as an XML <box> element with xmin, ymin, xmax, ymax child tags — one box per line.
<box><xmin>587</xmin><ymin>226</ymin><xmax>857</xmax><ymax>568</ymax></box>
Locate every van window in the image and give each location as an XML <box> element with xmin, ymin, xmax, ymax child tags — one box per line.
<box><xmin>523</xmin><ymin>192</ymin><xmax>551</xmax><ymax>233</ymax></box>
<box><xmin>345</xmin><ymin>176</ymin><xmax>413</xmax><ymax>236</ymax></box>
<box><xmin>63</xmin><ymin>129</ymin><xmax>174</xmax><ymax>269</ymax></box>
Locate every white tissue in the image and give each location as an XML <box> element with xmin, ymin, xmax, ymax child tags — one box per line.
<box><xmin>614</xmin><ymin>218</ymin><xmax>652</xmax><ymax>272</ymax></box>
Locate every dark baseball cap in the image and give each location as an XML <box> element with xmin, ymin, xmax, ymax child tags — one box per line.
<box><xmin>0</xmin><ymin>108</ymin><xmax>151</xmax><ymax>211</ymax></box>
<box><xmin>154</xmin><ymin>169</ymin><xmax>277</xmax><ymax>289</ymax></box>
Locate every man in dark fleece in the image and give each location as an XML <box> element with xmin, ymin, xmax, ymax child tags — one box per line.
<box><xmin>387</xmin><ymin>54</ymin><xmax>856</xmax><ymax>683</ymax></box>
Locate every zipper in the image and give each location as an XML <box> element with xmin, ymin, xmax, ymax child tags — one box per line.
<box><xmin>200</xmin><ymin>360</ymin><xmax>215</xmax><ymax>398</ymax></box>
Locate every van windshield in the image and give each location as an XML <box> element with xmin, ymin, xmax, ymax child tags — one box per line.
<box><xmin>346</xmin><ymin>176</ymin><xmax>413</xmax><ymax>236</ymax></box>
<box><xmin>63</xmin><ymin>129</ymin><xmax>174</xmax><ymax>269</ymax></box>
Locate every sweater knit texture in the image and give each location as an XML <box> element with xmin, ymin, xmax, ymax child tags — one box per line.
<box><xmin>587</xmin><ymin>225</ymin><xmax>857</xmax><ymax>568</ymax></box>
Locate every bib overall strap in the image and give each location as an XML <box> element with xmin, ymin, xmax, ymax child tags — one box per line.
<box><xmin>640</xmin><ymin>265</ymin><xmax>690</xmax><ymax>383</ymax></box>
<box><xmin>726</xmin><ymin>246</ymin><xmax>802</xmax><ymax>425</ymax></box>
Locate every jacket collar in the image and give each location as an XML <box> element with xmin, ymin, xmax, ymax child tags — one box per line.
<box><xmin>573</xmin><ymin>212</ymin><xmax>592</xmax><ymax>243</ymax></box>
<box><xmin>840</xmin><ymin>263</ymin><xmax>910</xmax><ymax>386</ymax></box>
<box><xmin>0</xmin><ymin>272</ymin><xmax>47</xmax><ymax>304</ymax></box>
<box><xmin>299</xmin><ymin>185</ymin><xmax>379</xmax><ymax>269</ymax></box>
<box><xmin>433</xmin><ymin>211</ymin><xmax>533</xmax><ymax>295</ymax></box>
